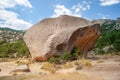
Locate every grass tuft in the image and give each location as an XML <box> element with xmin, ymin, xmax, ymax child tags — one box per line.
<box><xmin>41</xmin><ymin>62</ymin><xmax>58</xmax><ymax>73</ymax></box>
<box><xmin>62</xmin><ymin>62</ymin><xmax>74</xmax><ymax>69</ymax></box>
<box><xmin>97</xmin><ymin>59</ymin><xmax>104</xmax><ymax>63</ymax></box>
<box><xmin>75</xmin><ymin>59</ymin><xmax>92</xmax><ymax>67</ymax></box>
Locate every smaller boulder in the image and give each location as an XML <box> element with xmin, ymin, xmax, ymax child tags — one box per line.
<box><xmin>12</xmin><ymin>64</ymin><xmax>30</xmax><ymax>72</ymax></box>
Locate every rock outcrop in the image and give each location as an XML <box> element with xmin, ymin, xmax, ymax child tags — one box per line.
<box><xmin>24</xmin><ymin>15</ymin><xmax>101</xmax><ymax>61</ymax></box>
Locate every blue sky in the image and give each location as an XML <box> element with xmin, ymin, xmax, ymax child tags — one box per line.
<box><xmin>0</xmin><ymin>0</ymin><xmax>120</xmax><ymax>30</ymax></box>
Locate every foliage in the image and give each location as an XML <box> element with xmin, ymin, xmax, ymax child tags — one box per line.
<box><xmin>94</xmin><ymin>21</ymin><xmax>120</xmax><ymax>54</ymax></box>
<box><xmin>59</xmin><ymin>52</ymin><xmax>73</xmax><ymax>61</ymax></box>
<box><xmin>48</xmin><ymin>57</ymin><xmax>60</xmax><ymax>64</ymax></box>
<box><xmin>48</xmin><ymin>52</ymin><xmax>72</xmax><ymax>64</ymax></box>
<box><xmin>71</xmin><ymin>47</ymin><xmax>82</xmax><ymax>58</ymax></box>
<box><xmin>113</xmin><ymin>40</ymin><xmax>120</xmax><ymax>50</ymax></box>
<box><xmin>48</xmin><ymin>49</ymin><xmax>80</xmax><ymax>64</ymax></box>
<box><xmin>0</xmin><ymin>40</ymin><xmax>30</xmax><ymax>58</ymax></box>
<box><xmin>95</xmin><ymin>30</ymin><xmax>120</xmax><ymax>48</ymax></box>
<box><xmin>95</xmin><ymin>49</ymin><xmax>105</xmax><ymax>55</ymax></box>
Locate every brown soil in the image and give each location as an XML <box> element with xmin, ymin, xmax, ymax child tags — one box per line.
<box><xmin>0</xmin><ymin>55</ymin><xmax>120</xmax><ymax>80</ymax></box>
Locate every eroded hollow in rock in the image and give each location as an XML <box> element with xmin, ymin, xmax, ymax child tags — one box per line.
<box><xmin>56</xmin><ymin>43</ymin><xmax>68</xmax><ymax>54</ymax></box>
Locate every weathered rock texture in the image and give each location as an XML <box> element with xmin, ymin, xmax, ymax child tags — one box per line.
<box><xmin>24</xmin><ymin>15</ymin><xmax>101</xmax><ymax>61</ymax></box>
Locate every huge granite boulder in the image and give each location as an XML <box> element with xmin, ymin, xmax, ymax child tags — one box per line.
<box><xmin>24</xmin><ymin>15</ymin><xmax>101</xmax><ymax>61</ymax></box>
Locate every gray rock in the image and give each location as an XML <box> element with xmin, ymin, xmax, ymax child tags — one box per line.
<box><xmin>12</xmin><ymin>65</ymin><xmax>30</xmax><ymax>72</ymax></box>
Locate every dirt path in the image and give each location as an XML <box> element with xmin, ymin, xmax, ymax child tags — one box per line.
<box><xmin>0</xmin><ymin>61</ymin><xmax>17</xmax><ymax>77</ymax></box>
<box><xmin>80</xmin><ymin>60</ymin><xmax>120</xmax><ymax>80</ymax></box>
<box><xmin>0</xmin><ymin>72</ymin><xmax>100</xmax><ymax>80</ymax></box>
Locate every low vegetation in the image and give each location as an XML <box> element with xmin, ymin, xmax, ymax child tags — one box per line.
<box><xmin>94</xmin><ymin>22</ymin><xmax>120</xmax><ymax>55</ymax></box>
<box><xmin>62</xmin><ymin>62</ymin><xmax>74</xmax><ymax>69</ymax></box>
<box><xmin>15</xmin><ymin>58</ymin><xmax>31</xmax><ymax>65</ymax></box>
<box><xmin>41</xmin><ymin>62</ymin><xmax>58</xmax><ymax>73</ymax></box>
<box><xmin>48</xmin><ymin>51</ymin><xmax>79</xmax><ymax>64</ymax></box>
<box><xmin>0</xmin><ymin>40</ymin><xmax>30</xmax><ymax>58</ymax></box>
<box><xmin>75</xmin><ymin>59</ymin><xmax>92</xmax><ymax>67</ymax></box>
<box><xmin>97</xmin><ymin>59</ymin><xmax>104</xmax><ymax>63</ymax></box>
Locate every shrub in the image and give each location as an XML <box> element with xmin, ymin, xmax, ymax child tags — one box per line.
<box><xmin>0</xmin><ymin>40</ymin><xmax>30</xmax><ymax>58</ymax></box>
<box><xmin>48</xmin><ymin>52</ymin><xmax>76</xmax><ymax>64</ymax></box>
<box><xmin>94</xmin><ymin>29</ymin><xmax>120</xmax><ymax>54</ymax></box>
<box><xmin>0</xmin><ymin>52</ymin><xmax>8</xmax><ymax>58</ymax></box>
<box><xmin>113</xmin><ymin>40</ymin><xmax>120</xmax><ymax>50</ymax></box>
<box><xmin>48</xmin><ymin>48</ymin><xmax>82</xmax><ymax>64</ymax></box>
<box><xmin>60</xmin><ymin>52</ymin><xmax>73</xmax><ymax>61</ymax></box>
<box><xmin>41</xmin><ymin>62</ymin><xmax>57</xmax><ymax>73</ymax></box>
<box><xmin>62</xmin><ymin>62</ymin><xmax>74</xmax><ymax>69</ymax></box>
<box><xmin>48</xmin><ymin>57</ymin><xmax>60</xmax><ymax>64</ymax></box>
<box><xmin>76</xmin><ymin>59</ymin><xmax>92</xmax><ymax>67</ymax></box>
<box><xmin>96</xmin><ymin>49</ymin><xmax>105</xmax><ymax>55</ymax></box>
<box><xmin>71</xmin><ymin>47</ymin><xmax>82</xmax><ymax>59</ymax></box>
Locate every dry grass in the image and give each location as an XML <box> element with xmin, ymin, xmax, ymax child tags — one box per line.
<box><xmin>75</xmin><ymin>59</ymin><xmax>92</xmax><ymax>67</ymax></box>
<box><xmin>62</xmin><ymin>62</ymin><xmax>74</xmax><ymax>69</ymax></box>
<box><xmin>0</xmin><ymin>58</ymin><xmax>15</xmax><ymax>62</ymax></box>
<box><xmin>97</xmin><ymin>59</ymin><xmax>104</xmax><ymax>63</ymax></box>
<box><xmin>0</xmin><ymin>72</ymin><xmax>101</xmax><ymax>80</ymax></box>
<box><xmin>41</xmin><ymin>62</ymin><xmax>75</xmax><ymax>73</ymax></box>
<box><xmin>15</xmin><ymin>58</ymin><xmax>31</xmax><ymax>65</ymax></box>
<box><xmin>41</xmin><ymin>62</ymin><xmax>58</xmax><ymax>73</ymax></box>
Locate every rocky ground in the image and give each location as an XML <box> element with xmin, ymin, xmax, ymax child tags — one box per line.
<box><xmin>0</xmin><ymin>55</ymin><xmax>120</xmax><ymax>80</ymax></box>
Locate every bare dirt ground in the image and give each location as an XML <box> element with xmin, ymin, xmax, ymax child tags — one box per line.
<box><xmin>80</xmin><ymin>55</ymin><xmax>120</xmax><ymax>80</ymax></box>
<box><xmin>0</xmin><ymin>55</ymin><xmax>120</xmax><ymax>80</ymax></box>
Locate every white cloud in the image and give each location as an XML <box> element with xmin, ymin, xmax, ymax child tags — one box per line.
<box><xmin>0</xmin><ymin>0</ymin><xmax>32</xmax><ymax>9</ymax></box>
<box><xmin>100</xmin><ymin>0</ymin><xmax>120</xmax><ymax>6</ymax></box>
<box><xmin>15</xmin><ymin>0</ymin><xmax>32</xmax><ymax>8</ymax></box>
<box><xmin>75</xmin><ymin>8</ymin><xmax>80</xmax><ymax>13</ymax></box>
<box><xmin>0</xmin><ymin>0</ymin><xmax>16</xmax><ymax>9</ymax></box>
<box><xmin>102</xmin><ymin>17</ymin><xmax>107</xmax><ymax>19</ymax></box>
<box><xmin>52</xmin><ymin>5</ymin><xmax>73</xmax><ymax>17</ymax></box>
<box><xmin>0</xmin><ymin>0</ymin><xmax>32</xmax><ymax>30</ymax></box>
<box><xmin>0</xmin><ymin>10</ymin><xmax>32</xmax><ymax>30</ymax></box>
<box><xmin>52</xmin><ymin>0</ymin><xmax>91</xmax><ymax>17</ymax></box>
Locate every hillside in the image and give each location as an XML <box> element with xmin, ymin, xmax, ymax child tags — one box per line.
<box><xmin>0</xmin><ymin>27</ymin><xmax>29</xmax><ymax>58</ymax></box>
<box><xmin>93</xmin><ymin>17</ymin><xmax>120</xmax><ymax>54</ymax></box>
<box><xmin>0</xmin><ymin>27</ymin><xmax>25</xmax><ymax>43</ymax></box>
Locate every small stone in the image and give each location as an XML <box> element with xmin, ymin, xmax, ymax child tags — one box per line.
<box><xmin>12</xmin><ymin>64</ymin><xmax>30</xmax><ymax>72</ymax></box>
